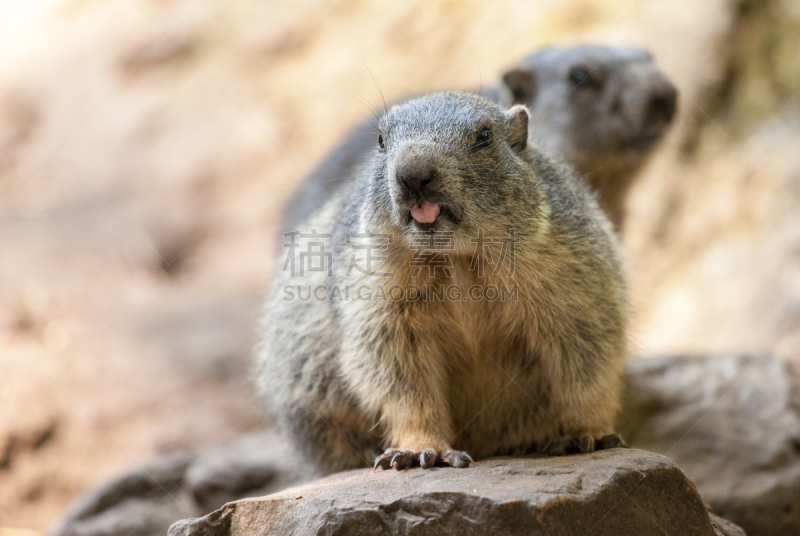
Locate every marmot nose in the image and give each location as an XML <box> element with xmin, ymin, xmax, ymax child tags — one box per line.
<box><xmin>399</xmin><ymin>168</ymin><xmax>437</xmax><ymax>196</ymax></box>
<box><xmin>646</xmin><ymin>85</ymin><xmax>677</xmax><ymax>125</ymax></box>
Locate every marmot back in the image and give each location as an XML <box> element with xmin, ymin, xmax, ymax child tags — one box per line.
<box><xmin>282</xmin><ymin>45</ymin><xmax>676</xmax><ymax>235</ymax></box>
<box><xmin>260</xmin><ymin>91</ymin><xmax>628</xmax><ymax>474</ymax></box>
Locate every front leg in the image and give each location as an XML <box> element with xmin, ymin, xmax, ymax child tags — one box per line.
<box><xmin>543</xmin><ymin>335</ymin><xmax>628</xmax><ymax>456</ymax></box>
<box><xmin>371</xmin><ymin>394</ymin><xmax>472</xmax><ymax>470</ymax></box>
<box><xmin>340</xmin><ymin>317</ymin><xmax>472</xmax><ymax>471</ymax></box>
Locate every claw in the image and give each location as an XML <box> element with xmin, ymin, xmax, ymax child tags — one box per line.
<box><xmin>579</xmin><ymin>434</ymin><xmax>596</xmax><ymax>454</ymax></box>
<box><xmin>597</xmin><ymin>434</ymin><xmax>628</xmax><ymax>450</ymax></box>
<box><xmin>391</xmin><ymin>450</ymin><xmax>413</xmax><ymax>470</ymax></box>
<box><xmin>453</xmin><ymin>452</ymin><xmax>473</xmax><ymax>468</ymax></box>
<box><xmin>442</xmin><ymin>450</ymin><xmax>473</xmax><ymax>468</ymax></box>
<box><xmin>420</xmin><ymin>449</ymin><xmax>436</xmax><ymax>469</ymax></box>
<box><xmin>373</xmin><ymin>447</ymin><xmax>472</xmax><ymax>472</ymax></box>
<box><xmin>373</xmin><ymin>453</ymin><xmax>391</xmax><ymax>471</ymax></box>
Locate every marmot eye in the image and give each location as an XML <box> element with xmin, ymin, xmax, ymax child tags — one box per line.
<box><xmin>569</xmin><ymin>66</ymin><xmax>603</xmax><ymax>88</ymax></box>
<box><xmin>378</xmin><ymin>134</ymin><xmax>385</xmax><ymax>150</ymax></box>
<box><xmin>475</xmin><ymin>127</ymin><xmax>492</xmax><ymax>146</ymax></box>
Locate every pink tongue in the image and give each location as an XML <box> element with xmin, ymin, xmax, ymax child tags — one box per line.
<box><xmin>410</xmin><ymin>202</ymin><xmax>441</xmax><ymax>224</ymax></box>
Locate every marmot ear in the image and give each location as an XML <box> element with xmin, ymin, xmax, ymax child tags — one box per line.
<box><xmin>504</xmin><ymin>105</ymin><xmax>529</xmax><ymax>153</ymax></box>
<box><xmin>502</xmin><ymin>67</ymin><xmax>537</xmax><ymax>105</ymax></box>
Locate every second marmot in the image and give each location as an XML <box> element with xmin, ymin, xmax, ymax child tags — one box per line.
<box><xmin>260</xmin><ymin>91</ymin><xmax>628</xmax><ymax>473</ymax></box>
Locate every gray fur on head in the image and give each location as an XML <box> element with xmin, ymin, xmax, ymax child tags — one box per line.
<box><xmin>362</xmin><ymin>92</ymin><xmax>532</xmax><ymax>253</ymax></box>
<box><xmin>502</xmin><ymin>45</ymin><xmax>675</xmax><ymax>166</ymax></box>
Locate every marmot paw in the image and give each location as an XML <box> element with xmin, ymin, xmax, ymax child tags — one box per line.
<box><xmin>543</xmin><ymin>433</ymin><xmax>628</xmax><ymax>456</ymax></box>
<box><xmin>373</xmin><ymin>447</ymin><xmax>473</xmax><ymax>471</ymax></box>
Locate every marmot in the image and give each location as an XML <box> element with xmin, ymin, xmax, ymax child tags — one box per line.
<box><xmin>259</xmin><ymin>91</ymin><xmax>628</xmax><ymax>473</ymax></box>
<box><xmin>501</xmin><ymin>45</ymin><xmax>677</xmax><ymax>230</ymax></box>
<box><xmin>282</xmin><ymin>45</ymin><xmax>676</xmax><ymax>235</ymax></box>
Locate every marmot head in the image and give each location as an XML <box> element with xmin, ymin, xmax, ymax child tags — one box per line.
<box><xmin>502</xmin><ymin>45</ymin><xmax>677</xmax><ymax>177</ymax></box>
<box><xmin>364</xmin><ymin>92</ymin><xmax>535</xmax><ymax>253</ymax></box>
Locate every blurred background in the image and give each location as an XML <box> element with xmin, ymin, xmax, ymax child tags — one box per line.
<box><xmin>2</xmin><ymin>0</ymin><xmax>800</xmax><ymax>531</ymax></box>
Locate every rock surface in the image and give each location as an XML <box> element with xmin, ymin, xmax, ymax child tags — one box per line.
<box><xmin>49</xmin><ymin>432</ymin><xmax>307</xmax><ymax>536</ymax></box>
<box><xmin>623</xmin><ymin>353</ymin><xmax>800</xmax><ymax>536</ymax></box>
<box><xmin>48</xmin><ymin>452</ymin><xmax>199</xmax><ymax>536</ymax></box>
<box><xmin>168</xmin><ymin>449</ymin><xmax>744</xmax><ymax>536</ymax></box>
<box><xmin>184</xmin><ymin>430</ymin><xmax>309</xmax><ymax>513</ymax></box>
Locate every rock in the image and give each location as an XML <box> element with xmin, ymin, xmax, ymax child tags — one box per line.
<box><xmin>48</xmin><ymin>432</ymin><xmax>309</xmax><ymax>536</ymax></box>
<box><xmin>49</xmin><ymin>452</ymin><xmax>198</xmax><ymax>536</ymax></box>
<box><xmin>185</xmin><ymin>430</ymin><xmax>308</xmax><ymax>513</ymax></box>
<box><xmin>51</xmin><ymin>498</ymin><xmax>194</xmax><ymax>536</ymax></box>
<box><xmin>167</xmin><ymin>449</ymin><xmax>743</xmax><ymax>536</ymax></box>
<box><xmin>624</xmin><ymin>353</ymin><xmax>800</xmax><ymax>536</ymax></box>
<box><xmin>710</xmin><ymin>513</ymin><xmax>747</xmax><ymax>536</ymax></box>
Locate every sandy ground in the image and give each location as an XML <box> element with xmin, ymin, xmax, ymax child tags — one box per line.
<box><xmin>1</xmin><ymin>0</ymin><xmax>800</xmax><ymax>531</ymax></box>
